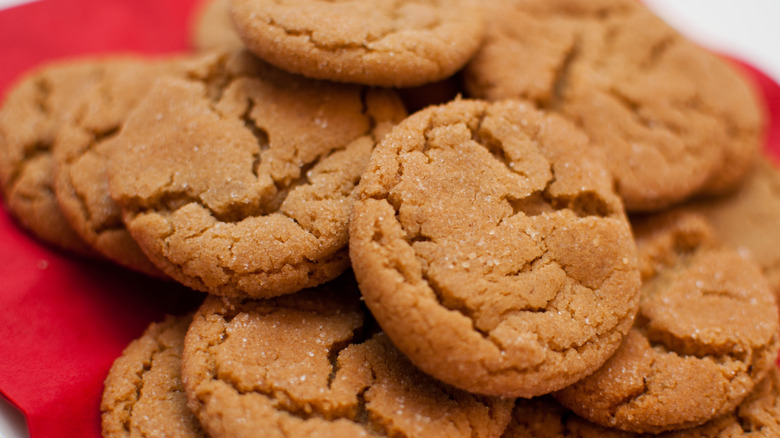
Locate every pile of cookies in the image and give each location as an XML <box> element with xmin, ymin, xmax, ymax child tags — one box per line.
<box><xmin>2</xmin><ymin>0</ymin><xmax>780</xmax><ymax>436</ymax></box>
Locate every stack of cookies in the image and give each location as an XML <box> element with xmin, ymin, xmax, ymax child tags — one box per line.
<box><xmin>1</xmin><ymin>0</ymin><xmax>779</xmax><ymax>436</ymax></box>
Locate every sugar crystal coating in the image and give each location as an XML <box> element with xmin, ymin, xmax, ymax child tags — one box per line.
<box><xmin>350</xmin><ymin>99</ymin><xmax>641</xmax><ymax>397</ymax></box>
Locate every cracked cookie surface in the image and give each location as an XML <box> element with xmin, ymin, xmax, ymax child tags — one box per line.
<box><xmin>554</xmin><ymin>212</ymin><xmax>780</xmax><ymax>434</ymax></box>
<box><xmin>230</xmin><ymin>0</ymin><xmax>484</xmax><ymax>87</ymax></box>
<box><xmin>504</xmin><ymin>367</ymin><xmax>780</xmax><ymax>437</ymax></box>
<box><xmin>464</xmin><ymin>0</ymin><xmax>763</xmax><ymax>211</ymax></box>
<box><xmin>349</xmin><ymin>99</ymin><xmax>641</xmax><ymax>397</ymax></box>
<box><xmin>102</xmin><ymin>314</ymin><xmax>206</xmax><ymax>438</ymax></box>
<box><xmin>53</xmin><ymin>56</ymin><xmax>194</xmax><ymax>277</ymax></box>
<box><xmin>686</xmin><ymin>157</ymin><xmax>780</xmax><ymax>300</ymax></box>
<box><xmin>0</xmin><ymin>59</ymin><xmax>110</xmax><ymax>254</ymax></box>
<box><xmin>181</xmin><ymin>274</ymin><xmax>513</xmax><ymax>438</ymax></box>
<box><xmin>108</xmin><ymin>51</ymin><xmax>406</xmax><ymax>298</ymax></box>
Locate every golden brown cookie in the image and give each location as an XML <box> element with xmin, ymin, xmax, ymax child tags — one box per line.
<box><xmin>554</xmin><ymin>212</ymin><xmax>780</xmax><ymax>433</ymax></box>
<box><xmin>0</xmin><ymin>59</ymin><xmax>108</xmax><ymax>254</ymax></box>
<box><xmin>108</xmin><ymin>51</ymin><xmax>406</xmax><ymax>298</ymax></box>
<box><xmin>101</xmin><ymin>314</ymin><xmax>206</xmax><ymax>438</ymax></box>
<box><xmin>190</xmin><ymin>0</ymin><xmax>244</xmax><ymax>51</ymax></box>
<box><xmin>181</xmin><ymin>274</ymin><xmax>513</xmax><ymax>438</ymax></box>
<box><xmin>504</xmin><ymin>367</ymin><xmax>780</xmax><ymax>437</ymax></box>
<box><xmin>464</xmin><ymin>0</ymin><xmax>764</xmax><ymax>211</ymax></box>
<box><xmin>686</xmin><ymin>157</ymin><xmax>780</xmax><ymax>299</ymax></box>
<box><xmin>230</xmin><ymin>0</ymin><xmax>485</xmax><ymax>87</ymax></box>
<box><xmin>52</xmin><ymin>56</ymin><xmax>191</xmax><ymax>277</ymax></box>
<box><xmin>349</xmin><ymin>99</ymin><xmax>641</xmax><ymax>397</ymax></box>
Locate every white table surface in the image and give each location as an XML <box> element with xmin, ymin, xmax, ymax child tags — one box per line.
<box><xmin>0</xmin><ymin>1</ymin><xmax>778</xmax><ymax>437</ymax></box>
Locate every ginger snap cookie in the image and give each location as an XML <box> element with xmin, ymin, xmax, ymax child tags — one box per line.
<box><xmin>349</xmin><ymin>99</ymin><xmax>641</xmax><ymax>397</ymax></box>
<box><xmin>504</xmin><ymin>367</ymin><xmax>780</xmax><ymax>437</ymax></box>
<box><xmin>52</xmin><ymin>56</ymin><xmax>194</xmax><ymax>277</ymax></box>
<box><xmin>686</xmin><ymin>157</ymin><xmax>780</xmax><ymax>299</ymax></box>
<box><xmin>229</xmin><ymin>0</ymin><xmax>484</xmax><ymax>87</ymax></box>
<box><xmin>190</xmin><ymin>0</ymin><xmax>244</xmax><ymax>51</ymax></box>
<box><xmin>554</xmin><ymin>211</ymin><xmax>780</xmax><ymax>434</ymax></box>
<box><xmin>181</xmin><ymin>274</ymin><xmax>513</xmax><ymax>438</ymax></box>
<box><xmin>108</xmin><ymin>50</ymin><xmax>406</xmax><ymax>298</ymax></box>
<box><xmin>0</xmin><ymin>59</ymin><xmax>110</xmax><ymax>254</ymax></box>
<box><xmin>464</xmin><ymin>0</ymin><xmax>764</xmax><ymax>211</ymax></box>
<box><xmin>102</xmin><ymin>314</ymin><xmax>206</xmax><ymax>438</ymax></box>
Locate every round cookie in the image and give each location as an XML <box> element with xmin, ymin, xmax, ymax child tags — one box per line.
<box><xmin>554</xmin><ymin>212</ymin><xmax>780</xmax><ymax>433</ymax></box>
<box><xmin>349</xmin><ymin>99</ymin><xmax>641</xmax><ymax>397</ymax></box>
<box><xmin>230</xmin><ymin>0</ymin><xmax>485</xmax><ymax>87</ymax></box>
<box><xmin>101</xmin><ymin>314</ymin><xmax>206</xmax><ymax>438</ymax></box>
<box><xmin>181</xmin><ymin>275</ymin><xmax>513</xmax><ymax>438</ymax></box>
<box><xmin>686</xmin><ymin>157</ymin><xmax>780</xmax><ymax>300</ymax></box>
<box><xmin>190</xmin><ymin>0</ymin><xmax>244</xmax><ymax>51</ymax></box>
<box><xmin>0</xmin><ymin>59</ymin><xmax>108</xmax><ymax>254</ymax></box>
<box><xmin>504</xmin><ymin>368</ymin><xmax>780</xmax><ymax>437</ymax></box>
<box><xmin>53</xmin><ymin>56</ymin><xmax>191</xmax><ymax>277</ymax></box>
<box><xmin>108</xmin><ymin>51</ymin><xmax>407</xmax><ymax>298</ymax></box>
<box><xmin>464</xmin><ymin>0</ymin><xmax>764</xmax><ymax>211</ymax></box>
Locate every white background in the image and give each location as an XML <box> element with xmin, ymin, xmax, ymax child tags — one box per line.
<box><xmin>0</xmin><ymin>0</ymin><xmax>36</xmax><ymax>10</ymax></box>
<box><xmin>645</xmin><ymin>0</ymin><xmax>780</xmax><ymax>84</ymax></box>
<box><xmin>0</xmin><ymin>1</ymin><xmax>778</xmax><ymax>437</ymax></box>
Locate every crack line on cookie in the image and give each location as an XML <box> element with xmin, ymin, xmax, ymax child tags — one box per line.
<box><xmin>367</xmin><ymin>113</ymin><xmax>629</xmax><ymax>358</ymax></box>
<box><xmin>162</xmin><ymin>216</ymin><xmax>348</xmax><ymax>292</ymax></box>
<box><xmin>583</xmin><ymin>29</ymin><xmax>753</xmax><ymax>170</ymax></box>
<box><xmin>160</xmin><ymin>85</ymin><xmax>375</xmax><ymax>228</ymax></box>
<box><xmin>601</xmin><ymin>344</ymin><xmax>768</xmax><ymax>433</ymax></box>
<box><xmin>67</xmin><ymin>126</ymin><xmax>124</xmax><ymax>236</ymax></box>
<box><xmin>478</xmin><ymin>320</ymin><xmax>629</xmax><ymax>378</ymax></box>
<box><xmin>605</xmin><ymin>87</ymin><xmax>674</xmax><ymax>137</ymax></box>
<box><xmin>412</xmin><ymin>220</ymin><xmax>601</xmax><ymax>351</ymax></box>
<box><xmin>629</xmin><ymin>260</ymin><xmax>773</xmax><ymax>396</ymax></box>
<box><xmin>546</xmin><ymin>38</ymin><xmax>580</xmax><ymax>110</ymax></box>
<box><xmin>641</xmin><ymin>33</ymin><xmax>676</xmax><ymax>70</ymax></box>
<box><xmin>32</xmin><ymin>75</ymin><xmax>53</xmax><ymax>115</ymax></box>
<box><xmin>122</xmin><ymin>333</ymin><xmax>169</xmax><ymax>435</ymax></box>
<box><xmin>644</xmin><ymin>328</ymin><xmax>752</xmax><ymax>365</ymax></box>
<box><xmin>205</xmin><ymin>306</ymin><xmax>373</xmax><ymax>427</ymax></box>
<box><xmin>240</xmin><ymin>98</ymin><xmax>271</xmax><ymax>181</ymax></box>
<box><xmin>487</xmin><ymin>4</ymin><xmax>755</xmax><ymax>199</ymax></box>
<box><xmin>261</xmin><ymin>4</ymin><xmax>447</xmax><ymax>63</ymax></box>
<box><xmin>471</xmin><ymin>110</ymin><xmax>613</xmax><ymax>220</ymax></box>
<box><xmin>6</xmin><ymin>141</ymin><xmax>52</xmax><ymax>194</ymax></box>
<box><xmin>188</xmin><ymin>56</ymin><xmax>236</xmax><ymax>104</ymax></box>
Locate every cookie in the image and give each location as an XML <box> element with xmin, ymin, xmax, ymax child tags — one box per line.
<box><xmin>52</xmin><ymin>56</ymin><xmax>191</xmax><ymax>277</ymax></box>
<box><xmin>101</xmin><ymin>314</ymin><xmax>206</xmax><ymax>438</ymax></box>
<box><xmin>229</xmin><ymin>0</ymin><xmax>485</xmax><ymax>87</ymax></box>
<box><xmin>349</xmin><ymin>99</ymin><xmax>641</xmax><ymax>397</ymax></box>
<box><xmin>0</xmin><ymin>59</ymin><xmax>107</xmax><ymax>254</ymax></box>
<box><xmin>504</xmin><ymin>367</ymin><xmax>780</xmax><ymax>437</ymax></box>
<box><xmin>190</xmin><ymin>0</ymin><xmax>244</xmax><ymax>51</ymax></box>
<box><xmin>686</xmin><ymin>157</ymin><xmax>780</xmax><ymax>299</ymax></box>
<box><xmin>108</xmin><ymin>50</ymin><xmax>406</xmax><ymax>298</ymax></box>
<box><xmin>554</xmin><ymin>211</ymin><xmax>780</xmax><ymax>433</ymax></box>
<box><xmin>181</xmin><ymin>274</ymin><xmax>513</xmax><ymax>438</ymax></box>
<box><xmin>464</xmin><ymin>0</ymin><xmax>763</xmax><ymax>211</ymax></box>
